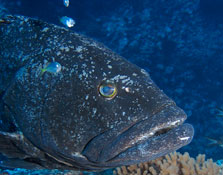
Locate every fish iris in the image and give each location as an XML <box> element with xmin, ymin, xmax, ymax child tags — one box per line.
<box><xmin>99</xmin><ymin>81</ymin><xmax>117</xmax><ymax>99</ymax></box>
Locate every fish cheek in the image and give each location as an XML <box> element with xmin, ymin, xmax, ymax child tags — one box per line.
<box><xmin>97</xmin><ymin>88</ymin><xmax>141</xmax><ymax>128</ymax></box>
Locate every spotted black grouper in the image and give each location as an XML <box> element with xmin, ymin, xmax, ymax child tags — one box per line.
<box><xmin>0</xmin><ymin>15</ymin><xmax>194</xmax><ymax>171</ymax></box>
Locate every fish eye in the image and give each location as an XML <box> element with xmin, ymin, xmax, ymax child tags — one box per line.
<box><xmin>98</xmin><ymin>80</ymin><xmax>117</xmax><ymax>99</ymax></box>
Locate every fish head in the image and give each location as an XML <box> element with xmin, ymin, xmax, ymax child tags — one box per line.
<box><xmin>75</xmin><ymin>49</ymin><xmax>194</xmax><ymax>168</ymax></box>
<box><xmin>2</xmin><ymin>16</ymin><xmax>194</xmax><ymax>170</ymax></box>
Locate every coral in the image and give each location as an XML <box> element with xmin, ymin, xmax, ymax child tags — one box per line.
<box><xmin>113</xmin><ymin>152</ymin><xmax>223</xmax><ymax>175</ymax></box>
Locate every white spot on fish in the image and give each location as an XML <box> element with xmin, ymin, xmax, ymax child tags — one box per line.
<box><xmin>125</xmin><ymin>87</ymin><xmax>130</xmax><ymax>92</ymax></box>
<box><xmin>179</xmin><ymin>137</ymin><xmax>190</xmax><ymax>141</ymax></box>
<box><xmin>56</xmin><ymin>51</ymin><xmax>61</xmax><ymax>56</ymax></box>
<box><xmin>141</xmin><ymin>69</ymin><xmax>149</xmax><ymax>76</ymax></box>
<box><xmin>121</xmin><ymin>77</ymin><xmax>134</xmax><ymax>86</ymax></box>
<box><xmin>78</xmin><ymin>54</ymin><xmax>83</xmax><ymax>59</ymax></box>
<box><xmin>111</xmin><ymin>75</ymin><xmax>127</xmax><ymax>82</ymax></box>
<box><xmin>122</xmin><ymin>77</ymin><xmax>130</xmax><ymax>84</ymax></box>
<box><xmin>108</xmin><ymin>65</ymin><xmax>112</xmax><ymax>69</ymax></box>
<box><xmin>120</xmin><ymin>75</ymin><xmax>128</xmax><ymax>79</ymax></box>
<box><xmin>64</xmin><ymin>46</ymin><xmax>70</xmax><ymax>52</ymax></box>
<box><xmin>42</xmin><ymin>27</ymin><xmax>49</xmax><ymax>32</ymax></box>
<box><xmin>170</xmin><ymin>120</ymin><xmax>180</xmax><ymax>126</ymax></box>
<box><xmin>71</xmin><ymin>152</ymin><xmax>86</xmax><ymax>159</ymax></box>
<box><xmin>93</xmin><ymin>108</ymin><xmax>97</xmax><ymax>116</ymax></box>
<box><xmin>75</xmin><ymin>46</ymin><xmax>83</xmax><ymax>53</ymax></box>
<box><xmin>82</xmin><ymin>63</ymin><xmax>87</xmax><ymax>68</ymax></box>
<box><xmin>60</xmin><ymin>46</ymin><xmax>65</xmax><ymax>51</ymax></box>
<box><xmin>82</xmin><ymin>70</ymin><xmax>88</xmax><ymax>78</ymax></box>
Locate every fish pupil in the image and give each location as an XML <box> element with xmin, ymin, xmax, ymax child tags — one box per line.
<box><xmin>102</xmin><ymin>86</ymin><xmax>114</xmax><ymax>95</ymax></box>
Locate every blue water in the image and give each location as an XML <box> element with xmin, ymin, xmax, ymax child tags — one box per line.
<box><xmin>1</xmin><ymin>0</ymin><xmax>223</xmax><ymax>174</ymax></box>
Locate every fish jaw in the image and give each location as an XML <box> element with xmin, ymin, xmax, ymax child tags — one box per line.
<box><xmin>100</xmin><ymin>123</ymin><xmax>193</xmax><ymax>167</ymax></box>
<box><xmin>82</xmin><ymin>104</ymin><xmax>194</xmax><ymax>167</ymax></box>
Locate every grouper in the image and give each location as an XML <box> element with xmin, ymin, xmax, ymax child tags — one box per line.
<box><xmin>0</xmin><ymin>15</ymin><xmax>194</xmax><ymax>171</ymax></box>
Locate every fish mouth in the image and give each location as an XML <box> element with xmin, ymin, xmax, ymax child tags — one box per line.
<box><xmin>82</xmin><ymin>105</ymin><xmax>194</xmax><ymax>168</ymax></box>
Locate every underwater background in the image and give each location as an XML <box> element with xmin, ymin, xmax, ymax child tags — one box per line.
<box><xmin>0</xmin><ymin>0</ymin><xmax>223</xmax><ymax>174</ymax></box>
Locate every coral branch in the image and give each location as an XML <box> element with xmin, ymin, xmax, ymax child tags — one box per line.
<box><xmin>114</xmin><ymin>152</ymin><xmax>223</xmax><ymax>175</ymax></box>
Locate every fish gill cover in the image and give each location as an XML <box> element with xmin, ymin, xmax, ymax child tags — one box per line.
<box><xmin>0</xmin><ymin>0</ymin><xmax>223</xmax><ymax>174</ymax></box>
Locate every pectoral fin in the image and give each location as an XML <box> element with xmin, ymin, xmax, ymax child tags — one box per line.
<box><xmin>0</xmin><ymin>158</ymin><xmax>43</xmax><ymax>170</ymax></box>
<box><xmin>0</xmin><ymin>131</ymin><xmax>47</xmax><ymax>169</ymax></box>
<box><xmin>0</xmin><ymin>131</ymin><xmax>29</xmax><ymax>159</ymax></box>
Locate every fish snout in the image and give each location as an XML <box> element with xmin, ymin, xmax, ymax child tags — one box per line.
<box><xmin>82</xmin><ymin>105</ymin><xmax>194</xmax><ymax>167</ymax></box>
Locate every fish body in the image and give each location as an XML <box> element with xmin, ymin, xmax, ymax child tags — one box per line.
<box><xmin>206</xmin><ymin>136</ymin><xmax>223</xmax><ymax>148</ymax></box>
<box><xmin>0</xmin><ymin>15</ymin><xmax>194</xmax><ymax>171</ymax></box>
<box><xmin>41</xmin><ymin>61</ymin><xmax>62</xmax><ymax>75</ymax></box>
<box><xmin>60</xmin><ymin>16</ymin><xmax>75</xmax><ymax>28</ymax></box>
<box><xmin>63</xmin><ymin>0</ymin><xmax>69</xmax><ymax>7</ymax></box>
